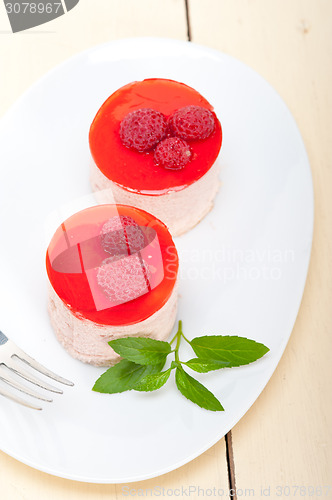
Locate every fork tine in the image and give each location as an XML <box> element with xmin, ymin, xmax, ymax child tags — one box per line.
<box><xmin>0</xmin><ymin>385</ymin><xmax>43</xmax><ymax>410</ymax></box>
<box><xmin>0</xmin><ymin>335</ymin><xmax>73</xmax><ymax>409</ymax></box>
<box><xmin>5</xmin><ymin>358</ymin><xmax>63</xmax><ymax>394</ymax></box>
<box><xmin>12</xmin><ymin>350</ymin><xmax>74</xmax><ymax>386</ymax></box>
<box><xmin>0</xmin><ymin>366</ymin><xmax>53</xmax><ymax>402</ymax></box>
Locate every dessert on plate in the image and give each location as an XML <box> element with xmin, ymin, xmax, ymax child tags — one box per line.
<box><xmin>46</xmin><ymin>204</ymin><xmax>179</xmax><ymax>366</ymax></box>
<box><xmin>89</xmin><ymin>78</ymin><xmax>222</xmax><ymax>236</ymax></box>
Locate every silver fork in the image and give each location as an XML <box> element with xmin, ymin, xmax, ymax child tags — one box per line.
<box><xmin>0</xmin><ymin>330</ymin><xmax>74</xmax><ymax>410</ymax></box>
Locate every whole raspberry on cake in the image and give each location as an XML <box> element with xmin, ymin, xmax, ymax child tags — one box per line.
<box><xmin>89</xmin><ymin>78</ymin><xmax>222</xmax><ymax>236</ymax></box>
<box><xmin>46</xmin><ymin>205</ymin><xmax>179</xmax><ymax>366</ymax></box>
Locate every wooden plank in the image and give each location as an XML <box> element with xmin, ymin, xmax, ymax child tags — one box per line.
<box><xmin>189</xmin><ymin>0</ymin><xmax>332</xmax><ymax>495</ymax></box>
<box><xmin>0</xmin><ymin>440</ymin><xmax>229</xmax><ymax>499</ymax></box>
<box><xmin>0</xmin><ymin>1</ymin><xmax>230</xmax><ymax>498</ymax></box>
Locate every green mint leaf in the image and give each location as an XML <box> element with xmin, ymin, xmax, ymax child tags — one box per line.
<box><xmin>134</xmin><ymin>368</ymin><xmax>172</xmax><ymax>392</ymax></box>
<box><xmin>108</xmin><ymin>337</ymin><xmax>171</xmax><ymax>366</ymax></box>
<box><xmin>92</xmin><ymin>359</ymin><xmax>164</xmax><ymax>394</ymax></box>
<box><xmin>183</xmin><ymin>358</ymin><xmax>230</xmax><ymax>373</ymax></box>
<box><xmin>175</xmin><ymin>367</ymin><xmax>224</xmax><ymax>412</ymax></box>
<box><xmin>190</xmin><ymin>335</ymin><xmax>269</xmax><ymax>367</ymax></box>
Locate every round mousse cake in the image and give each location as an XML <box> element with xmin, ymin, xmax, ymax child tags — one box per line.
<box><xmin>46</xmin><ymin>204</ymin><xmax>179</xmax><ymax>366</ymax></box>
<box><xmin>89</xmin><ymin>78</ymin><xmax>222</xmax><ymax>236</ymax></box>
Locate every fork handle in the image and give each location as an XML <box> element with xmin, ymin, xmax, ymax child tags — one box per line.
<box><xmin>0</xmin><ymin>331</ymin><xmax>8</xmax><ymax>345</ymax></box>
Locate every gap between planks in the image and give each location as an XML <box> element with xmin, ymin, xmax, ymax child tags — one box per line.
<box><xmin>184</xmin><ymin>0</ymin><xmax>192</xmax><ymax>41</ymax></box>
<box><xmin>225</xmin><ymin>431</ymin><xmax>237</xmax><ymax>500</ymax></box>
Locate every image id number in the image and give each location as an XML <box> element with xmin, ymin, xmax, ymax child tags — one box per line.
<box><xmin>275</xmin><ymin>485</ymin><xmax>331</xmax><ymax>496</ymax></box>
<box><xmin>5</xmin><ymin>2</ymin><xmax>62</xmax><ymax>14</ymax></box>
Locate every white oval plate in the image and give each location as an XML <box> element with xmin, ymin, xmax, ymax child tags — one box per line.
<box><xmin>0</xmin><ymin>38</ymin><xmax>313</xmax><ymax>483</ymax></box>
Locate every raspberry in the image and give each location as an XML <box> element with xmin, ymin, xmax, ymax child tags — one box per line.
<box><xmin>97</xmin><ymin>255</ymin><xmax>150</xmax><ymax>305</ymax></box>
<box><xmin>154</xmin><ymin>137</ymin><xmax>192</xmax><ymax>170</ymax></box>
<box><xmin>100</xmin><ymin>215</ymin><xmax>145</xmax><ymax>255</ymax></box>
<box><xmin>168</xmin><ymin>105</ymin><xmax>215</xmax><ymax>141</ymax></box>
<box><xmin>119</xmin><ymin>108</ymin><xmax>167</xmax><ymax>152</ymax></box>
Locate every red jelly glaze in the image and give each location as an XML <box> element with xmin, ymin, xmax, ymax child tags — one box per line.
<box><xmin>46</xmin><ymin>205</ymin><xmax>179</xmax><ymax>326</ymax></box>
<box><xmin>89</xmin><ymin>79</ymin><xmax>222</xmax><ymax>195</ymax></box>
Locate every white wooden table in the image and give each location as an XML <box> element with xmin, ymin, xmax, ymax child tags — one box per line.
<box><xmin>0</xmin><ymin>1</ymin><xmax>331</xmax><ymax>498</ymax></box>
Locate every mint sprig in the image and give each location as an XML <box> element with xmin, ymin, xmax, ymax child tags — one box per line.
<box><xmin>109</xmin><ymin>337</ymin><xmax>171</xmax><ymax>366</ymax></box>
<box><xmin>175</xmin><ymin>366</ymin><xmax>224</xmax><ymax>411</ymax></box>
<box><xmin>134</xmin><ymin>368</ymin><xmax>172</xmax><ymax>392</ymax></box>
<box><xmin>190</xmin><ymin>335</ymin><xmax>269</xmax><ymax>367</ymax></box>
<box><xmin>93</xmin><ymin>359</ymin><xmax>165</xmax><ymax>394</ymax></box>
<box><xmin>183</xmin><ymin>358</ymin><xmax>230</xmax><ymax>373</ymax></box>
<box><xmin>92</xmin><ymin>321</ymin><xmax>269</xmax><ymax>411</ymax></box>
